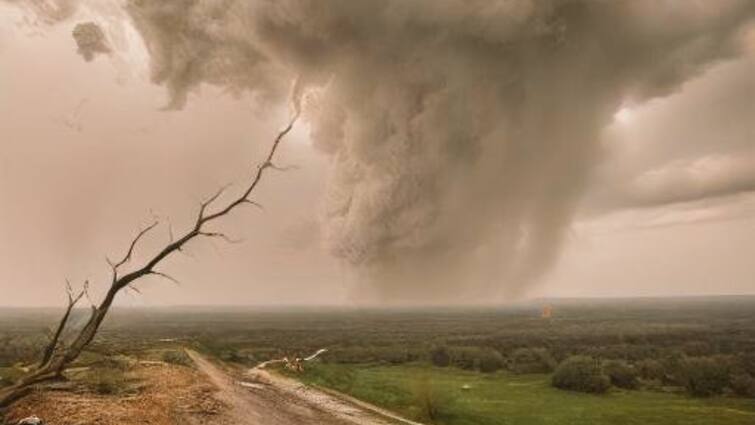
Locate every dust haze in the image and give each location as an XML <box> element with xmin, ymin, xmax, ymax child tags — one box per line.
<box><xmin>1</xmin><ymin>0</ymin><xmax>755</xmax><ymax>305</ymax></box>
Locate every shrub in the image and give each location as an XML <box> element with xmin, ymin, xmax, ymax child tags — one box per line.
<box><xmin>738</xmin><ymin>353</ymin><xmax>755</xmax><ymax>376</ymax></box>
<box><xmin>162</xmin><ymin>349</ymin><xmax>192</xmax><ymax>367</ymax></box>
<box><xmin>0</xmin><ymin>367</ymin><xmax>25</xmax><ymax>387</ymax></box>
<box><xmin>603</xmin><ymin>360</ymin><xmax>638</xmax><ymax>389</ymax></box>
<box><xmin>412</xmin><ymin>376</ymin><xmax>457</xmax><ymax>423</ymax></box>
<box><xmin>552</xmin><ymin>356</ymin><xmax>610</xmax><ymax>394</ymax></box>
<box><xmin>374</xmin><ymin>346</ymin><xmax>412</xmax><ymax>364</ymax></box>
<box><xmin>430</xmin><ymin>346</ymin><xmax>451</xmax><ymax>368</ymax></box>
<box><xmin>637</xmin><ymin>359</ymin><xmax>665</xmax><ymax>381</ymax></box>
<box><xmin>683</xmin><ymin>357</ymin><xmax>730</xmax><ymax>397</ymax></box>
<box><xmin>509</xmin><ymin>348</ymin><xmax>556</xmax><ymax>374</ymax></box>
<box><xmin>478</xmin><ymin>349</ymin><xmax>504</xmax><ymax>373</ymax></box>
<box><xmin>85</xmin><ymin>367</ymin><xmax>128</xmax><ymax>395</ymax></box>
<box><xmin>682</xmin><ymin>341</ymin><xmax>712</xmax><ymax>357</ymax></box>
<box><xmin>730</xmin><ymin>374</ymin><xmax>755</xmax><ymax>397</ymax></box>
<box><xmin>448</xmin><ymin>347</ymin><xmax>481</xmax><ymax>371</ymax></box>
<box><xmin>661</xmin><ymin>351</ymin><xmax>688</xmax><ymax>386</ymax></box>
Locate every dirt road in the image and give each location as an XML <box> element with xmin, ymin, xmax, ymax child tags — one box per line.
<box><xmin>186</xmin><ymin>350</ymin><xmax>420</xmax><ymax>425</ymax></box>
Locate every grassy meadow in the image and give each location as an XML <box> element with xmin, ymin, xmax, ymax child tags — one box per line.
<box><xmin>297</xmin><ymin>363</ymin><xmax>755</xmax><ymax>425</ymax></box>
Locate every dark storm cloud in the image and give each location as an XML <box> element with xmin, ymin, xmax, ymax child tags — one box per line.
<box><xmin>121</xmin><ymin>0</ymin><xmax>755</xmax><ymax>301</ymax></box>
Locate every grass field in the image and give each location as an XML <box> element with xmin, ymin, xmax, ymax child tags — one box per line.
<box><xmin>296</xmin><ymin>363</ymin><xmax>755</xmax><ymax>425</ymax></box>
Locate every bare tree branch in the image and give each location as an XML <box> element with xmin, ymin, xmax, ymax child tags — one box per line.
<box><xmin>114</xmin><ymin>221</ymin><xmax>159</xmax><ymax>270</ymax></box>
<box><xmin>196</xmin><ymin>183</ymin><xmax>231</xmax><ymax>224</ymax></box>
<box><xmin>0</xmin><ymin>111</ymin><xmax>300</xmax><ymax>408</ymax></box>
<box><xmin>149</xmin><ymin>270</ymin><xmax>180</xmax><ymax>286</ymax></box>
<box><xmin>240</xmin><ymin>199</ymin><xmax>265</xmax><ymax>210</ymax></box>
<box><xmin>38</xmin><ymin>280</ymin><xmax>88</xmax><ymax>368</ymax></box>
<box><xmin>199</xmin><ymin>231</ymin><xmax>244</xmax><ymax>244</ymax></box>
<box><xmin>266</xmin><ymin>163</ymin><xmax>300</xmax><ymax>172</ymax></box>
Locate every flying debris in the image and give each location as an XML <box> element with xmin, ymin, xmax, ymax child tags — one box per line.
<box><xmin>72</xmin><ymin>21</ymin><xmax>110</xmax><ymax>61</ymax></box>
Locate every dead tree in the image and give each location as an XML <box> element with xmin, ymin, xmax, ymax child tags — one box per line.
<box><xmin>0</xmin><ymin>113</ymin><xmax>299</xmax><ymax>408</ymax></box>
<box><xmin>37</xmin><ymin>280</ymin><xmax>88</xmax><ymax>368</ymax></box>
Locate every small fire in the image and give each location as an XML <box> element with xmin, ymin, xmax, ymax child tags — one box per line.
<box><xmin>541</xmin><ymin>304</ymin><xmax>553</xmax><ymax>319</ymax></box>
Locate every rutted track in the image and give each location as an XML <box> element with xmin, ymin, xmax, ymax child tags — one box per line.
<box><xmin>186</xmin><ymin>350</ymin><xmax>420</xmax><ymax>425</ymax></box>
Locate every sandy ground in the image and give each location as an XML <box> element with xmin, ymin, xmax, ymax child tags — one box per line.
<box><xmin>7</xmin><ymin>361</ymin><xmax>225</xmax><ymax>425</ymax></box>
<box><xmin>7</xmin><ymin>351</ymin><xmax>418</xmax><ymax>425</ymax></box>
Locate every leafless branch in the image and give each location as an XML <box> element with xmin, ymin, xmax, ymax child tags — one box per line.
<box><xmin>114</xmin><ymin>221</ymin><xmax>159</xmax><ymax>270</ymax></box>
<box><xmin>240</xmin><ymin>199</ymin><xmax>265</xmax><ymax>210</ymax></box>
<box><xmin>266</xmin><ymin>162</ymin><xmax>300</xmax><ymax>172</ymax></box>
<box><xmin>199</xmin><ymin>231</ymin><xmax>244</xmax><ymax>244</ymax></box>
<box><xmin>1</xmin><ymin>111</ymin><xmax>299</xmax><ymax>409</ymax></box>
<box><xmin>38</xmin><ymin>280</ymin><xmax>87</xmax><ymax>368</ymax></box>
<box><xmin>149</xmin><ymin>270</ymin><xmax>180</xmax><ymax>286</ymax></box>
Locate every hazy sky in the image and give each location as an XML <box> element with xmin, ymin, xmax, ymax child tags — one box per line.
<box><xmin>1</xmin><ymin>1</ymin><xmax>754</xmax><ymax>307</ymax></box>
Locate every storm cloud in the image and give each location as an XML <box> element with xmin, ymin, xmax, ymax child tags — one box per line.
<box><xmin>3</xmin><ymin>0</ymin><xmax>754</xmax><ymax>304</ymax></box>
<box><xmin>118</xmin><ymin>0</ymin><xmax>755</xmax><ymax>301</ymax></box>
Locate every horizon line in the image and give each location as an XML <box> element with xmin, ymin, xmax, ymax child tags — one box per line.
<box><xmin>2</xmin><ymin>293</ymin><xmax>755</xmax><ymax>310</ymax></box>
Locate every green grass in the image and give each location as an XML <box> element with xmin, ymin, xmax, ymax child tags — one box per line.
<box><xmin>0</xmin><ymin>366</ymin><xmax>26</xmax><ymax>387</ymax></box>
<box><xmin>296</xmin><ymin>363</ymin><xmax>755</xmax><ymax>425</ymax></box>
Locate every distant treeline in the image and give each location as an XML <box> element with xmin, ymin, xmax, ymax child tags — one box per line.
<box><xmin>2</xmin><ymin>298</ymin><xmax>755</xmax><ymax>397</ymax></box>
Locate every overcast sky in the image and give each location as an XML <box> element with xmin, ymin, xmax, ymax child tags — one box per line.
<box><xmin>1</xmin><ymin>1</ymin><xmax>754</xmax><ymax>307</ymax></box>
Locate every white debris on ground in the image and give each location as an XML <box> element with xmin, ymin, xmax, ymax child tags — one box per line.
<box><xmin>17</xmin><ymin>416</ymin><xmax>43</xmax><ymax>425</ymax></box>
<box><xmin>238</xmin><ymin>382</ymin><xmax>266</xmax><ymax>390</ymax></box>
<box><xmin>256</xmin><ymin>348</ymin><xmax>328</xmax><ymax>372</ymax></box>
<box><xmin>304</xmin><ymin>349</ymin><xmax>328</xmax><ymax>361</ymax></box>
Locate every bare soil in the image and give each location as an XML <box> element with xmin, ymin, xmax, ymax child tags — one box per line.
<box><xmin>5</xmin><ymin>351</ymin><xmax>417</xmax><ymax>425</ymax></box>
<box><xmin>187</xmin><ymin>349</ymin><xmax>409</xmax><ymax>425</ymax></box>
<box><xmin>7</xmin><ymin>361</ymin><xmax>224</xmax><ymax>425</ymax></box>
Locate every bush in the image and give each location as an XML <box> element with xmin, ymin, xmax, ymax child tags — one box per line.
<box><xmin>430</xmin><ymin>346</ymin><xmax>451</xmax><ymax>368</ymax></box>
<box><xmin>374</xmin><ymin>346</ymin><xmax>413</xmax><ymax>364</ymax></box>
<box><xmin>552</xmin><ymin>356</ymin><xmax>610</xmax><ymax>394</ymax></box>
<box><xmin>162</xmin><ymin>349</ymin><xmax>192</xmax><ymax>367</ymax></box>
<box><xmin>448</xmin><ymin>347</ymin><xmax>481</xmax><ymax>370</ymax></box>
<box><xmin>509</xmin><ymin>348</ymin><xmax>556</xmax><ymax>374</ymax></box>
<box><xmin>85</xmin><ymin>367</ymin><xmax>128</xmax><ymax>395</ymax></box>
<box><xmin>444</xmin><ymin>347</ymin><xmax>504</xmax><ymax>373</ymax></box>
<box><xmin>478</xmin><ymin>349</ymin><xmax>504</xmax><ymax>373</ymax></box>
<box><xmin>412</xmin><ymin>376</ymin><xmax>457</xmax><ymax>423</ymax></box>
<box><xmin>661</xmin><ymin>351</ymin><xmax>688</xmax><ymax>386</ymax></box>
<box><xmin>730</xmin><ymin>374</ymin><xmax>755</xmax><ymax>397</ymax></box>
<box><xmin>738</xmin><ymin>353</ymin><xmax>755</xmax><ymax>376</ymax></box>
<box><xmin>0</xmin><ymin>367</ymin><xmax>25</xmax><ymax>387</ymax></box>
<box><xmin>603</xmin><ymin>360</ymin><xmax>638</xmax><ymax>389</ymax></box>
<box><xmin>637</xmin><ymin>359</ymin><xmax>665</xmax><ymax>381</ymax></box>
<box><xmin>683</xmin><ymin>357</ymin><xmax>730</xmax><ymax>397</ymax></box>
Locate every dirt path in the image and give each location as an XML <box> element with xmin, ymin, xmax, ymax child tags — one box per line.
<box><xmin>186</xmin><ymin>350</ymin><xmax>419</xmax><ymax>425</ymax></box>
